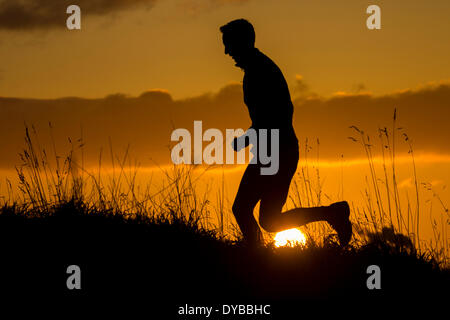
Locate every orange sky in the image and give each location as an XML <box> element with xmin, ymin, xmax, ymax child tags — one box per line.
<box><xmin>1</xmin><ymin>0</ymin><xmax>450</xmax><ymax>100</ymax></box>
<box><xmin>0</xmin><ymin>0</ymin><xmax>449</xmax><ymax>247</ymax></box>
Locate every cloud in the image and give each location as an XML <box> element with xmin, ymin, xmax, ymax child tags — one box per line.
<box><xmin>1</xmin><ymin>81</ymin><xmax>450</xmax><ymax>170</ymax></box>
<box><xmin>0</xmin><ymin>0</ymin><xmax>253</xmax><ymax>30</ymax></box>
<box><xmin>293</xmin><ymin>74</ymin><xmax>308</xmax><ymax>94</ymax></box>
<box><xmin>294</xmin><ymin>81</ymin><xmax>450</xmax><ymax>160</ymax></box>
<box><xmin>353</xmin><ymin>83</ymin><xmax>366</xmax><ymax>93</ymax></box>
<box><xmin>0</xmin><ymin>83</ymin><xmax>245</xmax><ymax>169</ymax></box>
<box><xmin>292</xmin><ymin>74</ymin><xmax>318</xmax><ymax>101</ymax></box>
<box><xmin>178</xmin><ymin>0</ymin><xmax>251</xmax><ymax>15</ymax></box>
<box><xmin>0</xmin><ymin>0</ymin><xmax>157</xmax><ymax>30</ymax></box>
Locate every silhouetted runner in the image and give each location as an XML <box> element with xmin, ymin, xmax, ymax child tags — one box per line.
<box><xmin>220</xmin><ymin>19</ymin><xmax>352</xmax><ymax>246</ymax></box>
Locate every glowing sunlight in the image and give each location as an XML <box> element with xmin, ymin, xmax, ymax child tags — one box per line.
<box><xmin>274</xmin><ymin>228</ymin><xmax>307</xmax><ymax>247</ymax></box>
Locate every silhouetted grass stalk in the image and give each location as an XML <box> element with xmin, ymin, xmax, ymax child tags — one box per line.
<box><xmin>1</xmin><ymin>120</ymin><xmax>448</xmax><ymax>265</ymax></box>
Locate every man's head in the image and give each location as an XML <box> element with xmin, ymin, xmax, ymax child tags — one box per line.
<box><xmin>220</xmin><ymin>19</ymin><xmax>255</xmax><ymax>68</ymax></box>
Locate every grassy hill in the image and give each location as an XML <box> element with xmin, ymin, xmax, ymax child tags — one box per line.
<box><xmin>1</xmin><ymin>124</ymin><xmax>448</xmax><ymax>316</ymax></box>
<box><xmin>0</xmin><ymin>199</ymin><xmax>447</xmax><ymax>315</ymax></box>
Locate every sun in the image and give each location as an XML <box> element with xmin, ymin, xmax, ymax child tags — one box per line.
<box><xmin>274</xmin><ymin>228</ymin><xmax>307</xmax><ymax>247</ymax></box>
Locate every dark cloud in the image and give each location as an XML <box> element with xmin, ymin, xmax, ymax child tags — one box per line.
<box><xmin>293</xmin><ymin>82</ymin><xmax>450</xmax><ymax>159</ymax></box>
<box><xmin>0</xmin><ymin>84</ymin><xmax>245</xmax><ymax>168</ymax></box>
<box><xmin>178</xmin><ymin>0</ymin><xmax>251</xmax><ymax>15</ymax></box>
<box><xmin>1</xmin><ymin>82</ymin><xmax>449</xmax><ymax>170</ymax></box>
<box><xmin>0</xmin><ymin>0</ymin><xmax>252</xmax><ymax>31</ymax></box>
<box><xmin>0</xmin><ymin>0</ymin><xmax>157</xmax><ymax>30</ymax></box>
<box><xmin>352</xmin><ymin>83</ymin><xmax>366</xmax><ymax>94</ymax></box>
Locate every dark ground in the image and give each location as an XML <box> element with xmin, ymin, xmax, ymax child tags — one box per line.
<box><xmin>0</xmin><ymin>200</ymin><xmax>448</xmax><ymax>316</ymax></box>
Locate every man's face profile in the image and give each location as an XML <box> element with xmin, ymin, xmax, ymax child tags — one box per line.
<box><xmin>222</xmin><ymin>33</ymin><xmax>245</xmax><ymax>66</ymax></box>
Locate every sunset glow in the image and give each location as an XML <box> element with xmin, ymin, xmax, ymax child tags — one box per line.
<box><xmin>274</xmin><ymin>228</ymin><xmax>307</xmax><ymax>247</ymax></box>
<box><xmin>0</xmin><ymin>0</ymin><xmax>448</xmax><ymax>306</ymax></box>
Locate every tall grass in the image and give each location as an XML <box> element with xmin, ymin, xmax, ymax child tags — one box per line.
<box><xmin>349</xmin><ymin>109</ymin><xmax>448</xmax><ymax>264</ymax></box>
<box><xmin>1</xmin><ymin>115</ymin><xmax>448</xmax><ymax>266</ymax></box>
<box><xmin>6</xmin><ymin>122</ymin><xmax>234</xmax><ymax>240</ymax></box>
<box><xmin>285</xmin><ymin>109</ymin><xmax>448</xmax><ymax>265</ymax></box>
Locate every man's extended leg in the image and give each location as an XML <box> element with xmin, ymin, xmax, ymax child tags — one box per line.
<box><xmin>259</xmin><ymin>200</ymin><xmax>352</xmax><ymax>246</ymax></box>
<box><xmin>260</xmin><ymin>201</ymin><xmax>329</xmax><ymax>232</ymax></box>
<box><xmin>256</xmin><ymin>146</ymin><xmax>352</xmax><ymax>245</ymax></box>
